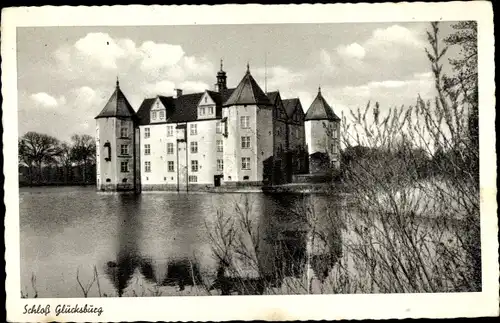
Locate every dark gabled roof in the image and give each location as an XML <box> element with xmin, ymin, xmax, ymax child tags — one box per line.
<box><xmin>136</xmin><ymin>98</ymin><xmax>156</xmax><ymax>125</ymax></box>
<box><xmin>206</xmin><ymin>89</ymin><xmax>235</xmax><ymax>107</ymax></box>
<box><xmin>136</xmin><ymin>88</ymin><xmax>239</xmax><ymax>125</ymax></box>
<box><xmin>266</xmin><ymin>91</ymin><xmax>280</xmax><ymax>105</ymax></box>
<box><xmin>223</xmin><ymin>67</ymin><xmax>273</xmax><ymax>107</ymax></box>
<box><xmin>304</xmin><ymin>88</ymin><xmax>340</xmax><ymax>121</ymax></box>
<box><xmin>168</xmin><ymin>92</ymin><xmax>204</xmax><ymax>123</ymax></box>
<box><xmin>282</xmin><ymin>98</ymin><xmax>302</xmax><ymax>119</ymax></box>
<box><xmin>95</xmin><ymin>82</ymin><xmax>136</xmax><ymax>119</ymax></box>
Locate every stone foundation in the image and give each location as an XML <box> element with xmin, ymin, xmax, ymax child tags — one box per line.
<box><xmin>97</xmin><ymin>183</ymin><xmax>136</xmax><ymax>192</ymax></box>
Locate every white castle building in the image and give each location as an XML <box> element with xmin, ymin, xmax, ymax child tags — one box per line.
<box><xmin>95</xmin><ymin>63</ymin><xmax>340</xmax><ymax>192</ymax></box>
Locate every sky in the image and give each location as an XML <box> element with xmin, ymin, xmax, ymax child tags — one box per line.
<box><xmin>17</xmin><ymin>22</ymin><xmax>457</xmax><ymax>142</ymax></box>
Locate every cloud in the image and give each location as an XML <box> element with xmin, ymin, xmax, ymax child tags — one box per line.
<box><xmin>336</xmin><ymin>43</ymin><xmax>366</xmax><ymax>60</ymax></box>
<box><xmin>53</xmin><ymin>33</ymin><xmax>214</xmax><ymax>85</ymax></box>
<box><xmin>138</xmin><ymin>41</ymin><xmax>185</xmax><ymax>72</ymax></box>
<box><xmin>317</xmin><ymin>24</ymin><xmax>429</xmax><ymax>88</ymax></box>
<box><xmin>141</xmin><ymin>80</ymin><xmax>177</xmax><ymax>97</ymax></box>
<box><xmin>331</xmin><ymin>72</ymin><xmax>435</xmax><ymax>113</ymax></box>
<box><xmin>30</xmin><ymin>92</ymin><xmax>65</xmax><ymax>108</ymax></box>
<box><xmin>179</xmin><ymin>81</ymin><xmax>210</xmax><ymax>93</ymax></box>
<box><xmin>73</xmin><ymin>32</ymin><xmax>131</xmax><ymax>69</ymax></box>
<box><xmin>319</xmin><ymin>49</ymin><xmax>332</xmax><ymax>66</ymax></box>
<box><xmin>252</xmin><ymin>65</ymin><xmax>303</xmax><ymax>94</ymax></box>
<box><xmin>368</xmin><ymin>25</ymin><xmax>424</xmax><ymax>48</ymax></box>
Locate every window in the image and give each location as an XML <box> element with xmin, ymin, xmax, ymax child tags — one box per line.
<box><xmin>167</xmin><ymin>126</ymin><xmax>174</xmax><ymax>137</ymax></box>
<box><xmin>144</xmin><ymin>144</ymin><xmax>150</xmax><ymax>155</ymax></box>
<box><xmin>241</xmin><ymin>157</ymin><xmax>251</xmax><ymax>170</ymax></box>
<box><xmin>295</xmin><ymin>128</ymin><xmax>299</xmax><ymax>138</ymax></box>
<box><xmin>152</xmin><ymin>111</ymin><xmax>157</xmax><ymax>120</ymax></box>
<box><xmin>145</xmin><ymin>161</ymin><xmax>151</xmax><ymax>173</ymax></box>
<box><xmin>240</xmin><ymin>116</ymin><xmax>250</xmax><ymax>128</ymax></box>
<box><xmin>121</xmin><ymin>161</ymin><xmax>129</xmax><ymax>173</ymax></box>
<box><xmin>243</xmin><ymin>176</ymin><xmax>249</xmax><ymax>180</ymax></box>
<box><xmin>217</xmin><ymin>159</ymin><xmax>224</xmax><ymax>171</ymax></box>
<box><xmin>144</xmin><ymin>127</ymin><xmax>150</xmax><ymax>138</ymax></box>
<box><xmin>189</xmin><ymin>175</ymin><xmax>197</xmax><ymax>183</ymax></box>
<box><xmin>120</xmin><ymin>144</ymin><xmax>129</xmax><ymax>155</ymax></box>
<box><xmin>216</xmin><ymin>140</ymin><xmax>223</xmax><ymax>152</ymax></box>
<box><xmin>200</xmin><ymin>107</ymin><xmax>205</xmax><ymax>115</ymax></box>
<box><xmin>208</xmin><ymin>106</ymin><xmax>214</xmax><ymax>114</ymax></box>
<box><xmin>190</xmin><ymin>141</ymin><xmax>198</xmax><ymax>153</ymax></box>
<box><xmin>167</xmin><ymin>143</ymin><xmax>174</xmax><ymax>154</ymax></box>
<box><xmin>190</xmin><ymin>124</ymin><xmax>197</xmax><ymax>135</ymax></box>
<box><xmin>120</xmin><ymin>127</ymin><xmax>128</xmax><ymax>138</ymax></box>
<box><xmin>168</xmin><ymin>161</ymin><xmax>174</xmax><ymax>172</ymax></box>
<box><xmin>191</xmin><ymin>160</ymin><xmax>199</xmax><ymax>172</ymax></box>
<box><xmin>216</xmin><ymin>122</ymin><xmax>224</xmax><ymax>134</ymax></box>
<box><xmin>159</xmin><ymin>110</ymin><xmax>165</xmax><ymax>119</ymax></box>
<box><xmin>241</xmin><ymin>136</ymin><xmax>251</xmax><ymax>149</ymax></box>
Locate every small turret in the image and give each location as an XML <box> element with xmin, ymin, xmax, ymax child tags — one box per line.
<box><xmin>95</xmin><ymin>78</ymin><xmax>139</xmax><ymax>192</ymax></box>
<box><xmin>304</xmin><ymin>86</ymin><xmax>341</xmax><ymax>172</ymax></box>
<box><xmin>216</xmin><ymin>59</ymin><xmax>228</xmax><ymax>92</ymax></box>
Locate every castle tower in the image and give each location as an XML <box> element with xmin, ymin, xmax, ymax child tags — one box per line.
<box><xmin>216</xmin><ymin>59</ymin><xmax>228</xmax><ymax>92</ymax></box>
<box><xmin>221</xmin><ymin>63</ymin><xmax>274</xmax><ymax>184</ymax></box>
<box><xmin>95</xmin><ymin>79</ymin><xmax>140</xmax><ymax>192</ymax></box>
<box><xmin>304</xmin><ymin>87</ymin><xmax>341</xmax><ymax>172</ymax></box>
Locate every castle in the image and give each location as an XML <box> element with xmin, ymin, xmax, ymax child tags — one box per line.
<box><xmin>95</xmin><ymin>62</ymin><xmax>340</xmax><ymax>192</ymax></box>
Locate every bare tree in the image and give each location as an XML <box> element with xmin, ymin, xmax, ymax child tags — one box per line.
<box><xmin>18</xmin><ymin>132</ymin><xmax>61</xmax><ymax>183</ymax></box>
<box><xmin>70</xmin><ymin>134</ymin><xmax>96</xmax><ymax>183</ymax></box>
<box><xmin>334</xmin><ymin>21</ymin><xmax>480</xmax><ymax>293</ymax></box>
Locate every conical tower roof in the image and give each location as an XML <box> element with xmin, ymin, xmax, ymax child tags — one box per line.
<box><xmin>95</xmin><ymin>79</ymin><xmax>136</xmax><ymax>119</ymax></box>
<box><xmin>304</xmin><ymin>87</ymin><xmax>340</xmax><ymax>121</ymax></box>
<box><xmin>223</xmin><ymin>64</ymin><xmax>272</xmax><ymax>107</ymax></box>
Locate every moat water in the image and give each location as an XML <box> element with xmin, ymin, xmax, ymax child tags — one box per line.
<box><xmin>19</xmin><ymin>186</ymin><xmax>344</xmax><ymax>297</ymax></box>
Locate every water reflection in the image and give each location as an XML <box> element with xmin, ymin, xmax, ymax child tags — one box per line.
<box><xmin>102</xmin><ymin>192</ymin><xmax>343</xmax><ymax>296</ymax></box>
<box><xmin>258</xmin><ymin>193</ymin><xmax>343</xmax><ymax>290</ymax></box>
<box><xmin>20</xmin><ymin>187</ymin><xmax>342</xmax><ymax>297</ymax></box>
<box><xmin>105</xmin><ymin>194</ymin><xmax>143</xmax><ymax>296</ymax></box>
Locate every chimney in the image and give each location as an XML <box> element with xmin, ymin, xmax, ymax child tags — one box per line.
<box><xmin>174</xmin><ymin>88</ymin><xmax>183</xmax><ymax>98</ymax></box>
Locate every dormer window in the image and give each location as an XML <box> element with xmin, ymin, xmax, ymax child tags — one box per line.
<box><xmin>200</xmin><ymin>107</ymin><xmax>205</xmax><ymax>115</ymax></box>
<box><xmin>152</xmin><ymin>111</ymin><xmax>157</xmax><ymax>120</ymax></box>
<box><xmin>159</xmin><ymin>110</ymin><xmax>165</xmax><ymax>120</ymax></box>
<box><xmin>208</xmin><ymin>106</ymin><xmax>214</xmax><ymax>114</ymax></box>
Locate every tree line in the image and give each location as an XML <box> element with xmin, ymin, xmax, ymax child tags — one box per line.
<box><xmin>18</xmin><ymin>132</ymin><xmax>96</xmax><ymax>186</ymax></box>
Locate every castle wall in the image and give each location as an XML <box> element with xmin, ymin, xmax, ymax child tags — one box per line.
<box><xmin>305</xmin><ymin>119</ymin><xmax>341</xmax><ymax>170</ymax></box>
<box><xmin>140</xmin><ymin>123</ymin><xmax>167</xmax><ymax>185</ymax></box>
<box><xmin>257</xmin><ymin>106</ymin><xmax>274</xmax><ymax>182</ymax></box>
<box><xmin>96</xmin><ymin>117</ymin><xmax>135</xmax><ymax>191</ymax></box>
<box><xmin>186</xmin><ymin>119</ymin><xmax>221</xmax><ymax>185</ymax></box>
<box><xmin>139</xmin><ymin>119</ymin><xmax>223</xmax><ymax>189</ymax></box>
<box><xmin>223</xmin><ymin>105</ymin><xmax>260</xmax><ymax>183</ymax></box>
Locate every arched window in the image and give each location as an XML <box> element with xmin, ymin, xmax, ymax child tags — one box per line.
<box><xmin>103</xmin><ymin>142</ymin><xmax>111</xmax><ymax>162</ymax></box>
